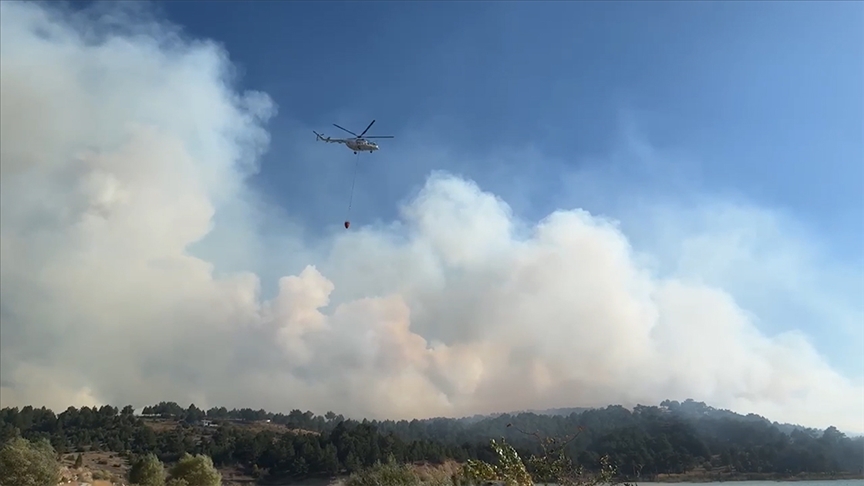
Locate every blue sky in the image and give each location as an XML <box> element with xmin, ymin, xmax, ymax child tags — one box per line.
<box><xmin>156</xmin><ymin>0</ymin><xmax>863</xmax><ymax>374</ymax></box>
<box><xmin>155</xmin><ymin>0</ymin><xmax>862</xmax><ymax>246</ymax></box>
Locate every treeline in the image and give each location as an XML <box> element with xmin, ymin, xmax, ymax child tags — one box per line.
<box><xmin>141</xmin><ymin>401</ymin><xmax>347</xmax><ymax>431</ymax></box>
<box><xmin>371</xmin><ymin>400</ymin><xmax>864</xmax><ymax>477</ymax></box>
<box><xmin>0</xmin><ymin>404</ymin><xmax>488</xmax><ymax>481</ymax></box>
<box><xmin>1</xmin><ymin>399</ymin><xmax>862</xmax><ymax>481</ymax></box>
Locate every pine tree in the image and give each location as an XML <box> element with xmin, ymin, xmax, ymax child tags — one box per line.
<box><xmin>129</xmin><ymin>453</ymin><xmax>166</xmax><ymax>486</ymax></box>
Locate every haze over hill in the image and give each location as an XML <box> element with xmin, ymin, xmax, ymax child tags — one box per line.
<box><xmin>4</xmin><ymin>398</ymin><xmax>863</xmax><ymax>484</ymax></box>
<box><xmin>1</xmin><ymin>0</ymin><xmax>862</xmax><ymax>436</ymax></box>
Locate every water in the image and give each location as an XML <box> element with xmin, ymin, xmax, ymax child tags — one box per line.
<box><xmin>635</xmin><ymin>482</ymin><xmax>864</xmax><ymax>486</ymax></box>
<box><xmin>532</xmin><ymin>481</ymin><xmax>864</xmax><ymax>486</ymax></box>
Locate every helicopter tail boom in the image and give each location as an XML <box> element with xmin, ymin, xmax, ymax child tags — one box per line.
<box><xmin>313</xmin><ymin>131</ymin><xmax>334</xmax><ymax>142</ymax></box>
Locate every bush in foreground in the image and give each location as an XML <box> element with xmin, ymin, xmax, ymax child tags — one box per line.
<box><xmin>130</xmin><ymin>452</ymin><xmax>166</xmax><ymax>486</ymax></box>
<box><xmin>347</xmin><ymin>429</ymin><xmax>633</xmax><ymax>486</ymax></box>
<box><xmin>346</xmin><ymin>457</ymin><xmax>427</xmax><ymax>486</ymax></box>
<box><xmin>461</xmin><ymin>426</ymin><xmax>633</xmax><ymax>486</ymax></box>
<box><xmin>0</xmin><ymin>436</ymin><xmax>61</xmax><ymax>486</ymax></box>
<box><xmin>346</xmin><ymin>455</ymin><xmax>459</xmax><ymax>486</ymax></box>
<box><xmin>168</xmin><ymin>453</ymin><xmax>221</xmax><ymax>486</ymax></box>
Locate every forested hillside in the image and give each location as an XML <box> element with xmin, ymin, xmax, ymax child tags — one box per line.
<box><xmin>1</xmin><ymin>399</ymin><xmax>861</xmax><ymax>483</ymax></box>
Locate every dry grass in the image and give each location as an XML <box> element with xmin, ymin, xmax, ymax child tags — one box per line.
<box><xmin>218</xmin><ymin>465</ymin><xmax>257</xmax><ymax>485</ymax></box>
<box><xmin>58</xmin><ymin>451</ymin><xmax>261</xmax><ymax>486</ymax></box>
<box><xmin>62</xmin><ymin>450</ymin><xmax>129</xmax><ymax>475</ymax></box>
<box><xmin>142</xmin><ymin>417</ymin><xmax>320</xmax><ymax>437</ymax></box>
<box><xmin>255</xmin><ymin>479</ymin><xmax>344</xmax><ymax>486</ymax></box>
<box><xmin>409</xmin><ymin>460</ymin><xmax>461</xmax><ymax>483</ymax></box>
<box><xmin>142</xmin><ymin>417</ymin><xmax>178</xmax><ymax>432</ymax></box>
<box><xmin>55</xmin><ymin>421</ymin><xmax>331</xmax><ymax>486</ymax></box>
<box><xmin>59</xmin><ymin>481</ymin><xmax>115</xmax><ymax>486</ymax></box>
<box><xmin>224</xmin><ymin>421</ymin><xmax>320</xmax><ymax>436</ymax></box>
<box><xmin>63</xmin><ymin>454</ymin><xmax>457</xmax><ymax>486</ymax></box>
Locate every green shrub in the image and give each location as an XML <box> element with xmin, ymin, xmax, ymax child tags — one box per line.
<box><xmin>0</xmin><ymin>437</ymin><xmax>61</xmax><ymax>486</ymax></box>
<box><xmin>130</xmin><ymin>452</ymin><xmax>166</xmax><ymax>486</ymax></box>
<box><xmin>168</xmin><ymin>453</ymin><xmax>221</xmax><ymax>486</ymax></box>
<box><xmin>346</xmin><ymin>460</ymin><xmax>422</xmax><ymax>486</ymax></box>
<box><xmin>92</xmin><ymin>469</ymin><xmax>113</xmax><ymax>480</ymax></box>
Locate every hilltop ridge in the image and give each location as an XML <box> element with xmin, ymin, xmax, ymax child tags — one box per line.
<box><xmin>2</xmin><ymin>398</ymin><xmax>861</xmax><ymax>485</ymax></box>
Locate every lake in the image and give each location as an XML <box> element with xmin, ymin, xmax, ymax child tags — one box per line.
<box><xmin>635</xmin><ymin>482</ymin><xmax>864</xmax><ymax>486</ymax></box>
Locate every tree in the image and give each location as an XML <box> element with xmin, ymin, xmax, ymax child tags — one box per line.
<box><xmin>345</xmin><ymin>455</ymin><xmax>420</xmax><ymax>486</ymax></box>
<box><xmin>344</xmin><ymin>451</ymin><xmax>362</xmax><ymax>473</ymax></box>
<box><xmin>462</xmin><ymin>439</ymin><xmax>533</xmax><ymax>486</ymax></box>
<box><xmin>2</xmin><ymin>400</ymin><xmax>863</xmax><ymax>481</ymax></box>
<box><xmin>0</xmin><ymin>437</ymin><xmax>61</xmax><ymax>486</ymax></box>
<box><xmin>130</xmin><ymin>453</ymin><xmax>166</xmax><ymax>486</ymax></box>
<box><xmin>461</xmin><ymin>425</ymin><xmax>631</xmax><ymax>486</ymax></box>
<box><xmin>321</xmin><ymin>443</ymin><xmax>340</xmax><ymax>475</ymax></box>
<box><xmin>184</xmin><ymin>405</ymin><xmax>205</xmax><ymax>424</ymax></box>
<box><xmin>169</xmin><ymin>453</ymin><xmax>222</xmax><ymax>486</ymax></box>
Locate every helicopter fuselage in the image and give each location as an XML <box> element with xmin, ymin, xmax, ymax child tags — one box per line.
<box><xmin>345</xmin><ymin>139</ymin><xmax>379</xmax><ymax>153</ymax></box>
<box><xmin>314</xmin><ymin>119</ymin><xmax>391</xmax><ymax>153</ymax></box>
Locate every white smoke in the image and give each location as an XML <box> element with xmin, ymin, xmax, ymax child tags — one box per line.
<box><xmin>1</xmin><ymin>1</ymin><xmax>861</xmax><ymax>434</ymax></box>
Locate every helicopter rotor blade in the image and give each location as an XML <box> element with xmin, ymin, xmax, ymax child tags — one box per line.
<box><xmin>333</xmin><ymin>123</ymin><xmax>359</xmax><ymax>137</ymax></box>
<box><xmin>358</xmin><ymin>119</ymin><xmax>376</xmax><ymax>138</ymax></box>
<box><xmin>363</xmin><ymin>136</ymin><xmax>394</xmax><ymax>139</ymax></box>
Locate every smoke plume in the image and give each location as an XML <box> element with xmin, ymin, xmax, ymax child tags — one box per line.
<box><xmin>1</xmin><ymin>1</ymin><xmax>861</xmax><ymax>434</ymax></box>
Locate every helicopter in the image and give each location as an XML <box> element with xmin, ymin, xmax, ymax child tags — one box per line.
<box><xmin>313</xmin><ymin>119</ymin><xmax>394</xmax><ymax>154</ymax></box>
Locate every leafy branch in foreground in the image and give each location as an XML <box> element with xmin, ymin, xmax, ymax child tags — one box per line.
<box><xmin>0</xmin><ymin>436</ymin><xmax>61</xmax><ymax>486</ymax></box>
<box><xmin>461</xmin><ymin>424</ymin><xmax>634</xmax><ymax>486</ymax></box>
<box><xmin>461</xmin><ymin>439</ymin><xmax>534</xmax><ymax>486</ymax></box>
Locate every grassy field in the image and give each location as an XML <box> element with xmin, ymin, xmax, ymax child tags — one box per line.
<box><xmin>60</xmin><ymin>451</ymin><xmax>127</xmax><ymax>484</ymax></box>
<box><xmin>57</xmin><ymin>449</ymin><xmax>260</xmax><ymax>486</ymax></box>
<box><xmin>141</xmin><ymin>417</ymin><xmax>320</xmax><ymax>436</ymax></box>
